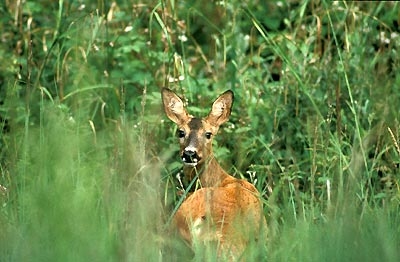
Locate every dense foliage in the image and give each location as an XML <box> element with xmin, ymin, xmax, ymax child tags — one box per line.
<box><xmin>0</xmin><ymin>1</ymin><xmax>399</xmax><ymax>261</ymax></box>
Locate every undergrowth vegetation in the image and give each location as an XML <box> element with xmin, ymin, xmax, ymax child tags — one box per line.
<box><xmin>0</xmin><ymin>0</ymin><xmax>399</xmax><ymax>261</ymax></box>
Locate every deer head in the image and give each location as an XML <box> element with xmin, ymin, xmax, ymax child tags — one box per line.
<box><xmin>162</xmin><ymin>88</ymin><xmax>234</xmax><ymax>167</ymax></box>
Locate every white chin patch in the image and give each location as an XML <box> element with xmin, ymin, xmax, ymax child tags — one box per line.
<box><xmin>182</xmin><ymin>157</ymin><xmax>199</xmax><ymax>166</ymax></box>
<box><xmin>184</xmin><ymin>162</ymin><xmax>198</xmax><ymax>167</ymax></box>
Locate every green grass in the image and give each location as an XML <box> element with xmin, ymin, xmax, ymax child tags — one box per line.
<box><xmin>1</xmin><ymin>0</ymin><xmax>400</xmax><ymax>261</ymax></box>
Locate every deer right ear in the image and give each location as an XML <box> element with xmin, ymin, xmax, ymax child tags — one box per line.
<box><xmin>162</xmin><ymin>88</ymin><xmax>190</xmax><ymax>125</ymax></box>
<box><xmin>206</xmin><ymin>90</ymin><xmax>234</xmax><ymax>126</ymax></box>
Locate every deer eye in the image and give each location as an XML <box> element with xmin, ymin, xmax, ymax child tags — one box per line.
<box><xmin>205</xmin><ymin>132</ymin><xmax>212</xmax><ymax>139</ymax></box>
<box><xmin>177</xmin><ymin>130</ymin><xmax>186</xmax><ymax>138</ymax></box>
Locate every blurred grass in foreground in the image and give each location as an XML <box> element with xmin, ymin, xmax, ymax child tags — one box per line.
<box><xmin>1</xmin><ymin>106</ymin><xmax>399</xmax><ymax>262</ymax></box>
<box><xmin>0</xmin><ymin>103</ymin><xmax>164</xmax><ymax>261</ymax></box>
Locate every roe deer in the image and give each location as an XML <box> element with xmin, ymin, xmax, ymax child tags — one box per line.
<box><xmin>162</xmin><ymin>88</ymin><xmax>266</xmax><ymax>260</ymax></box>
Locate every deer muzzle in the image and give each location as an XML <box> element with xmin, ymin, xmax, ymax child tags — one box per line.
<box><xmin>182</xmin><ymin>149</ymin><xmax>201</xmax><ymax>166</ymax></box>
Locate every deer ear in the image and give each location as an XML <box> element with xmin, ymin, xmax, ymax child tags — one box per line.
<box><xmin>206</xmin><ymin>90</ymin><xmax>234</xmax><ymax>126</ymax></box>
<box><xmin>162</xmin><ymin>88</ymin><xmax>190</xmax><ymax>124</ymax></box>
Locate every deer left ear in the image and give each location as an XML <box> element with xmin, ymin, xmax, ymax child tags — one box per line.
<box><xmin>162</xmin><ymin>88</ymin><xmax>191</xmax><ymax>125</ymax></box>
<box><xmin>206</xmin><ymin>90</ymin><xmax>234</xmax><ymax>126</ymax></box>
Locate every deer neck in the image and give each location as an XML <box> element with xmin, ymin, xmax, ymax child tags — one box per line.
<box><xmin>183</xmin><ymin>156</ymin><xmax>230</xmax><ymax>188</ymax></box>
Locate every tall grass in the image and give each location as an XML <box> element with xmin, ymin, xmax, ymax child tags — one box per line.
<box><xmin>0</xmin><ymin>102</ymin><xmax>164</xmax><ymax>261</ymax></box>
<box><xmin>0</xmin><ymin>0</ymin><xmax>399</xmax><ymax>261</ymax></box>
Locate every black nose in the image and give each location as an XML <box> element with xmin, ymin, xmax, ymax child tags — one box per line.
<box><xmin>182</xmin><ymin>150</ymin><xmax>200</xmax><ymax>164</ymax></box>
<box><xmin>183</xmin><ymin>150</ymin><xmax>195</xmax><ymax>157</ymax></box>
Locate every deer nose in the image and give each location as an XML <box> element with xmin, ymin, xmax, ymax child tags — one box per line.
<box><xmin>182</xmin><ymin>149</ymin><xmax>200</xmax><ymax>166</ymax></box>
<box><xmin>183</xmin><ymin>150</ymin><xmax>196</xmax><ymax>157</ymax></box>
